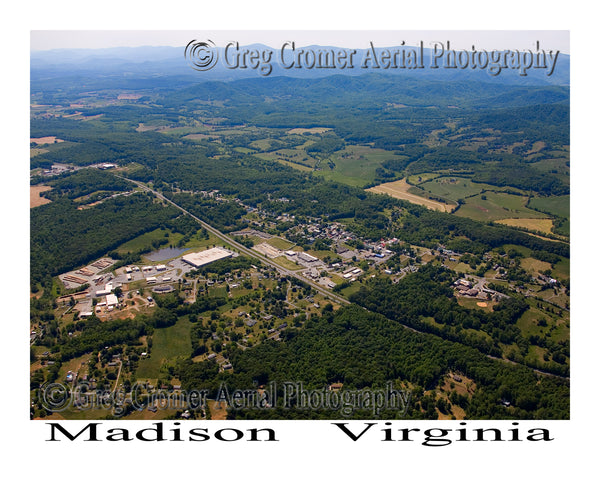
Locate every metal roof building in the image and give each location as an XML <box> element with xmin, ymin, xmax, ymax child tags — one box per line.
<box><xmin>182</xmin><ymin>247</ymin><xmax>233</xmax><ymax>268</ymax></box>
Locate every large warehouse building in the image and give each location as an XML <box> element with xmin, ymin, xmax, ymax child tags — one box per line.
<box><xmin>182</xmin><ymin>247</ymin><xmax>234</xmax><ymax>268</ymax></box>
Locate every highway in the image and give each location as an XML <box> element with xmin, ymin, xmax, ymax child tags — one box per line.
<box><xmin>120</xmin><ymin>177</ymin><xmax>350</xmax><ymax>306</ymax></box>
<box><xmin>119</xmin><ymin>177</ymin><xmax>569</xmax><ymax>380</ymax></box>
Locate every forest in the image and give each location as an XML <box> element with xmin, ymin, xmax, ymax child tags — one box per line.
<box><xmin>30</xmin><ymin>192</ymin><xmax>180</xmax><ymax>284</ymax></box>
<box><xmin>178</xmin><ymin>305</ymin><xmax>569</xmax><ymax>420</ymax></box>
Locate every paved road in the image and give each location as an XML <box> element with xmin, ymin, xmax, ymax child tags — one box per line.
<box><xmin>119</xmin><ymin>177</ymin><xmax>350</xmax><ymax>305</ymax></box>
<box><xmin>120</xmin><ymin>177</ymin><xmax>570</xmax><ymax>380</ymax></box>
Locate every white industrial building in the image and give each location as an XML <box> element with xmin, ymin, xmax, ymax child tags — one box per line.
<box><xmin>106</xmin><ymin>294</ymin><xmax>118</xmax><ymax>307</ymax></box>
<box><xmin>298</xmin><ymin>252</ymin><xmax>318</xmax><ymax>262</ymax></box>
<box><xmin>182</xmin><ymin>247</ymin><xmax>233</xmax><ymax>268</ymax></box>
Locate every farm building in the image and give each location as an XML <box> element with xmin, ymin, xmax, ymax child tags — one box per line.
<box><xmin>182</xmin><ymin>247</ymin><xmax>233</xmax><ymax>268</ymax></box>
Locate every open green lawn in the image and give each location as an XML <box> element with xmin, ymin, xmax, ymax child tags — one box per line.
<box><xmin>136</xmin><ymin>317</ymin><xmax>192</xmax><ymax>380</ymax></box>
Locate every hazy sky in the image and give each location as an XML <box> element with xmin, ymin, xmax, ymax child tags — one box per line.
<box><xmin>31</xmin><ymin>30</ymin><xmax>569</xmax><ymax>53</ymax></box>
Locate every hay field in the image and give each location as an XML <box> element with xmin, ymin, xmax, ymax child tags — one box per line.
<box><xmin>30</xmin><ymin>185</ymin><xmax>52</xmax><ymax>208</ymax></box>
<box><xmin>367</xmin><ymin>179</ymin><xmax>455</xmax><ymax>212</ymax></box>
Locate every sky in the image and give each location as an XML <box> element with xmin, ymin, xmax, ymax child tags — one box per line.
<box><xmin>31</xmin><ymin>30</ymin><xmax>570</xmax><ymax>54</ymax></box>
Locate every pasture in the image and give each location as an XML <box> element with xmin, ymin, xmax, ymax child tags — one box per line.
<box><xmin>528</xmin><ymin>195</ymin><xmax>570</xmax><ymax>219</ymax></box>
<box><xmin>417</xmin><ymin>176</ymin><xmax>487</xmax><ymax>202</ymax></box>
<box><xmin>315</xmin><ymin>145</ymin><xmax>402</xmax><ymax>187</ymax></box>
<box><xmin>454</xmin><ymin>192</ymin><xmax>548</xmax><ymax>222</ymax></box>
<box><xmin>136</xmin><ymin>317</ymin><xmax>192</xmax><ymax>381</ymax></box>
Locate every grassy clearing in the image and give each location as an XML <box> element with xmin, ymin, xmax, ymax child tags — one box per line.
<box><xmin>520</xmin><ymin>257</ymin><xmax>552</xmax><ymax>276</ymax></box>
<box><xmin>552</xmin><ymin>258</ymin><xmax>570</xmax><ymax>281</ymax></box>
<box><xmin>418</xmin><ymin>177</ymin><xmax>486</xmax><ymax>201</ymax></box>
<box><xmin>115</xmin><ymin>228</ymin><xmax>182</xmax><ymax>255</ymax></box>
<box><xmin>266</xmin><ymin>237</ymin><xmax>295</xmax><ymax>250</ymax></box>
<box><xmin>287</xmin><ymin>127</ymin><xmax>332</xmax><ymax>134</ymax></box>
<box><xmin>406</xmin><ymin>173</ymin><xmax>441</xmax><ymax>184</ymax></box>
<box><xmin>136</xmin><ymin>317</ymin><xmax>192</xmax><ymax>380</ymax></box>
<box><xmin>528</xmin><ymin>195</ymin><xmax>570</xmax><ymax>219</ymax></box>
<box><xmin>249</xmin><ymin>138</ymin><xmax>275</xmax><ymax>150</ymax></box>
<box><xmin>516</xmin><ymin>305</ymin><xmax>569</xmax><ymax>343</ymax></box>
<box><xmin>315</xmin><ymin>145</ymin><xmax>401</xmax><ymax>187</ymax></box>
<box><xmin>456</xmin><ymin>297</ymin><xmax>496</xmax><ymax>312</ymax></box>
<box><xmin>115</xmin><ymin>227</ymin><xmax>225</xmax><ymax>256</ymax></box>
<box><xmin>271</xmin><ymin>255</ymin><xmax>305</xmax><ymax>271</ymax></box>
<box><xmin>208</xmin><ymin>286</ymin><xmax>228</xmax><ymax>299</ymax></box>
<box><xmin>338</xmin><ymin>282</ymin><xmax>363</xmax><ymax>297</ymax></box>
<box><xmin>455</xmin><ymin>192</ymin><xmax>548</xmax><ymax>222</ymax></box>
<box><xmin>30</xmin><ymin>136</ymin><xmax>65</xmax><ymax>145</ymax></box>
<box><xmin>255</xmin><ymin>150</ymin><xmax>316</xmax><ymax>170</ymax></box>
<box><xmin>30</xmin><ymin>185</ymin><xmax>52</xmax><ymax>208</ymax></box>
<box><xmin>445</xmin><ymin>261</ymin><xmax>474</xmax><ymax>274</ymax></box>
<box><xmin>368</xmin><ymin>179</ymin><xmax>454</xmax><ymax>212</ymax></box>
<box><xmin>495</xmin><ymin>218</ymin><xmax>556</xmax><ymax>235</ymax></box>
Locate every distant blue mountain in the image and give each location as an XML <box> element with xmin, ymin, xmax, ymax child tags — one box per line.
<box><xmin>31</xmin><ymin>44</ymin><xmax>569</xmax><ymax>87</ymax></box>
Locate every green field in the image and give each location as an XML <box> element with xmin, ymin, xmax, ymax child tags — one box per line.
<box><xmin>314</xmin><ymin>145</ymin><xmax>403</xmax><ymax>187</ymax></box>
<box><xmin>135</xmin><ymin>317</ymin><xmax>192</xmax><ymax>380</ymax></box>
<box><xmin>208</xmin><ymin>286</ymin><xmax>228</xmax><ymax>299</ymax></box>
<box><xmin>552</xmin><ymin>258</ymin><xmax>570</xmax><ymax>282</ymax></box>
<box><xmin>115</xmin><ymin>228</ymin><xmax>181</xmax><ymax>255</ymax></box>
<box><xmin>266</xmin><ymin>236</ymin><xmax>295</xmax><ymax>250</ymax></box>
<box><xmin>116</xmin><ymin>227</ymin><xmax>227</xmax><ymax>257</ymax></box>
<box><xmin>255</xmin><ymin>150</ymin><xmax>317</xmax><ymax>170</ymax></box>
<box><xmin>454</xmin><ymin>192</ymin><xmax>549</xmax><ymax>222</ymax></box>
<box><xmin>418</xmin><ymin>177</ymin><xmax>485</xmax><ymax>201</ymax></box>
<box><xmin>517</xmin><ymin>305</ymin><xmax>569</xmax><ymax>344</ymax></box>
<box><xmin>528</xmin><ymin>195</ymin><xmax>570</xmax><ymax>219</ymax></box>
<box><xmin>406</xmin><ymin>173</ymin><xmax>441</xmax><ymax>184</ymax></box>
<box><xmin>271</xmin><ymin>255</ymin><xmax>305</xmax><ymax>271</ymax></box>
